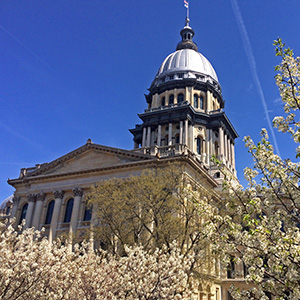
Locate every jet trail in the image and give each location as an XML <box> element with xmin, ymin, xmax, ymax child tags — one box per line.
<box><xmin>0</xmin><ymin>24</ymin><xmax>52</xmax><ymax>69</ymax></box>
<box><xmin>230</xmin><ymin>0</ymin><xmax>281</xmax><ymax>157</ymax></box>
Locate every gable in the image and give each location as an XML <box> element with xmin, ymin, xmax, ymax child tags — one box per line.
<box><xmin>40</xmin><ymin>149</ymin><xmax>148</xmax><ymax>176</ymax></box>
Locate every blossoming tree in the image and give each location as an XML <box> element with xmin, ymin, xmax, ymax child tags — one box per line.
<box><xmin>209</xmin><ymin>39</ymin><xmax>300</xmax><ymax>300</ymax></box>
<box><xmin>0</xmin><ymin>223</ymin><xmax>195</xmax><ymax>300</ymax></box>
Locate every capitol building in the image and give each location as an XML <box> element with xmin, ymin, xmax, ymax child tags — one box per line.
<box><xmin>1</xmin><ymin>15</ymin><xmax>251</xmax><ymax>300</ymax></box>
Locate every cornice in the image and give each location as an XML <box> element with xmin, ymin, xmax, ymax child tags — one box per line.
<box><xmin>11</xmin><ymin>142</ymin><xmax>153</xmax><ymax>181</ymax></box>
<box><xmin>8</xmin><ymin>154</ymin><xmax>219</xmax><ymax>192</ymax></box>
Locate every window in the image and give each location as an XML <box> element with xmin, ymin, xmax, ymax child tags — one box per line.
<box><xmin>227</xmin><ymin>257</ymin><xmax>235</xmax><ymax>279</ymax></box>
<box><xmin>178</xmin><ymin>93</ymin><xmax>184</xmax><ymax>103</ymax></box>
<box><xmin>169</xmin><ymin>94</ymin><xmax>174</xmax><ymax>105</ymax></box>
<box><xmin>83</xmin><ymin>205</ymin><xmax>92</xmax><ymax>221</ymax></box>
<box><xmin>161</xmin><ymin>97</ymin><xmax>165</xmax><ymax>106</ymax></box>
<box><xmin>194</xmin><ymin>94</ymin><xmax>198</xmax><ymax>108</ymax></box>
<box><xmin>175</xmin><ymin>134</ymin><xmax>180</xmax><ymax>144</ymax></box>
<box><xmin>19</xmin><ymin>203</ymin><xmax>28</xmax><ymax>225</ymax></box>
<box><xmin>6</xmin><ymin>206</ymin><xmax>11</xmax><ymax>216</ymax></box>
<box><xmin>45</xmin><ymin>200</ymin><xmax>55</xmax><ymax>225</ymax></box>
<box><xmin>196</xmin><ymin>137</ymin><xmax>202</xmax><ymax>155</ymax></box>
<box><xmin>64</xmin><ymin>198</ymin><xmax>74</xmax><ymax>223</ymax></box>
<box><xmin>200</xmin><ymin>95</ymin><xmax>204</xmax><ymax>109</ymax></box>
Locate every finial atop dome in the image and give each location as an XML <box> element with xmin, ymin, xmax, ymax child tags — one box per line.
<box><xmin>176</xmin><ymin>0</ymin><xmax>198</xmax><ymax>51</ymax></box>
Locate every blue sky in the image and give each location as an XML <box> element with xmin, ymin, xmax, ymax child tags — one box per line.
<box><xmin>1</xmin><ymin>0</ymin><xmax>300</xmax><ymax>200</ymax></box>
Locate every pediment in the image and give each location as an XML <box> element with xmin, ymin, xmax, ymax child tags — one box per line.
<box><xmin>25</xmin><ymin>143</ymin><xmax>152</xmax><ymax>178</ymax></box>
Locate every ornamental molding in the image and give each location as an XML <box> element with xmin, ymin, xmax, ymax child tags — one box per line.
<box><xmin>36</xmin><ymin>192</ymin><xmax>46</xmax><ymax>201</ymax></box>
<box><xmin>13</xmin><ymin>196</ymin><xmax>21</xmax><ymax>205</ymax></box>
<box><xmin>73</xmin><ymin>187</ymin><xmax>83</xmax><ymax>197</ymax></box>
<box><xmin>27</xmin><ymin>193</ymin><xmax>36</xmax><ymax>202</ymax></box>
<box><xmin>54</xmin><ymin>190</ymin><xmax>65</xmax><ymax>199</ymax></box>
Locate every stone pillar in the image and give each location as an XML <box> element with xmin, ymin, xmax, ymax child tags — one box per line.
<box><xmin>189</xmin><ymin>124</ymin><xmax>193</xmax><ymax>152</ymax></box>
<box><xmin>168</xmin><ymin>123</ymin><xmax>172</xmax><ymax>145</ymax></box>
<box><xmin>227</xmin><ymin>138</ymin><xmax>232</xmax><ymax>166</ymax></box>
<box><xmin>142</xmin><ymin>127</ymin><xmax>147</xmax><ymax>147</ymax></box>
<box><xmin>184</xmin><ymin>120</ymin><xmax>188</xmax><ymax>146</ymax></box>
<box><xmin>231</xmin><ymin>142</ymin><xmax>236</xmax><ymax>169</ymax></box>
<box><xmin>179</xmin><ymin>121</ymin><xmax>183</xmax><ymax>145</ymax></box>
<box><xmin>219</xmin><ymin>127</ymin><xmax>224</xmax><ymax>162</ymax></box>
<box><xmin>24</xmin><ymin>194</ymin><xmax>36</xmax><ymax>229</ymax></box>
<box><xmin>10</xmin><ymin>195</ymin><xmax>20</xmax><ymax>220</ymax></box>
<box><xmin>157</xmin><ymin>125</ymin><xmax>162</xmax><ymax>146</ymax></box>
<box><xmin>224</xmin><ymin>133</ymin><xmax>228</xmax><ymax>163</ymax></box>
<box><xmin>69</xmin><ymin>188</ymin><xmax>83</xmax><ymax>237</ymax></box>
<box><xmin>31</xmin><ymin>192</ymin><xmax>46</xmax><ymax>229</ymax></box>
<box><xmin>146</xmin><ymin>126</ymin><xmax>151</xmax><ymax>147</ymax></box>
<box><xmin>49</xmin><ymin>190</ymin><xmax>64</xmax><ymax>243</ymax></box>
<box><xmin>206</xmin><ymin>128</ymin><xmax>211</xmax><ymax>165</ymax></box>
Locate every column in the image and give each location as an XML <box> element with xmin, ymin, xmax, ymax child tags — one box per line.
<box><xmin>24</xmin><ymin>194</ymin><xmax>36</xmax><ymax>229</ymax></box>
<box><xmin>184</xmin><ymin>119</ymin><xmax>188</xmax><ymax>146</ymax></box>
<box><xmin>69</xmin><ymin>188</ymin><xmax>83</xmax><ymax>237</ymax></box>
<box><xmin>224</xmin><ymin>133</ymin><xmax>228</xmax><ymax>162</ymax></box>
<box><xmin>179</xmin><ymin>121</ymin><xmax>183</xmax><ymax>145</ymax></box>
<box><xmin>146</xmin><ymin>126</ymin><xmax>151</xmax><ymax>147</ymax></box>
<box><xmin>231</xmin><ymin>142</ymin><xmax>236</xmax><ymax>169</ymax></box>
<box><xmin>157</xmin><ymin>125</ymin><xmax>162</xmax><ymax>146</ymax></box>
<box><xmin>31</xmin><ymin>192</ymin><xmax>45</xmax><ymax>229</ymax></box>
<box><xmin>227</xmin><ymin>138</ymin><xmax>232</xmax><ymax>166</ymax></box>
<box><xmin>206</xmin><ymin>128</ymin><xmax>211</xmax><ymax>165</ymax></box>
<box><xmin>168</xmin><ymin>123</ymin><xmax>172</xmax><ymax>145</ymax></box>
<box><xmin>49</xmin><ymin>190</ymin><xmax>64</xmax><ymax>243</ymax></box>
<box><xmin>219</xmin><ymin>127</ymin><xmax>224</xmax><ymax>162</ymax></box>
<box><xmin>10</xmin><ymin>195</ymin><xmax>20</xmax><ymax>221</ymax></box>
<box><xmin>189</xmin><ymin>124</ymin><xmax>193</xmax><ymax>151</ymax></box>
<box><xmin>142</xmin><ymin>127</ymin><xmax>147</xmax><ymax>147</ymax></box>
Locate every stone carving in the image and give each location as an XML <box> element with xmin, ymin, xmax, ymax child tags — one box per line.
<box><xmin>36</xmin><ymin>192</ymin><xmax>46</xmax><ymax>201</ymax></box>
<box><xmin>27</xmin><ymin>193</ymin><xmax>37</xmax><ymax>202</ymax></box>
<box><xmin>73</xmin><ymin>187</ymin><xmax>83</xmax><ymax>197</ymax></box>
<box><xmin>53</xmin><ymin>190</ymin><xmax>65</xmax><ymax>199</ymax></box>
<box><xmin>12</xmin><ymin>196</ymin><xmax>21</xmax><ymax>205</ymax></box>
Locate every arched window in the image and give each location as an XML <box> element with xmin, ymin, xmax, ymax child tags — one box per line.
<box><xmin>45</xmin><ymin>200</ymin><xmax>55</xmax><ymax>225</ymax></box>
<box><xmin>175</xmin><ymin>134</ymin><xmax>180</xmax><ymax>144</ymax></box>
<box><xmin>178</xmin><ymin>93</ymin><xmax>184</xmax><ymax>103</ymax></box>
<box><xmin>194</xmin><ymin>94</ymin><xmax>198</xmax><ymax>108</ymax></box>
<box><xmin>64</xmin><ymin>198</ymin><xmax>74</xmax><ymax>223</ymax></box>
<box><xmin>200</xmin><ymin>96</ymin><xmax>204</xmax><ymax>109</ymax></box>
<box><xmin>161</xmin><ymin>97</ymin><xmax>165</xmax><ymax>106</ymax></box>
<box><xmin>83</xmin><ymin>205</ymin><xmax>92</xmax><ymax>221</ymax></box>
<box><xmin>19</xmin><ymin>203</ymin><xmax>28</xmax><ymax>225</ymax></box>
<box><xmin>196</xmin><ymin>137</ymin><xmax>202</xmax><ymax>155</ymax></box>
<box><xmin>169</xmin><ymin>94</ymin><xmax>174</xmax><ymax>105</ymax></box>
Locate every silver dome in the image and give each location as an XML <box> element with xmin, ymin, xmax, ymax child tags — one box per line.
<box><xmin>157</xmin><ymin>49</ymin><xmax>218</xmax><ymax>82</ymax></box>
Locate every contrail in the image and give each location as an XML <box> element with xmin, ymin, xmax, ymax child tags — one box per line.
<box><xmin>230</xmin><ymin>0</ymin><xmax>281</xmax><ymax>157</ymax></box>
<box><xmin>0</xmin><ymin>24</ymin><xmax>52</xmax><ymax>69</ymax></box>
<box><xmin>0</xmin><ymin>122</ymin><xmax>45</xmax><ymax>150</ymax></box>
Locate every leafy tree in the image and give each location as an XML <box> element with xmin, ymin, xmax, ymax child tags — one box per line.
<box><xmin>209</xmin><ymin>39</ymin><xmax>300</xmax><ymax>300</ymax></box>
<box><xmin>87</xmin><ymin>165</ymin><xmax>218</xmax><ymax>282</ymax></box>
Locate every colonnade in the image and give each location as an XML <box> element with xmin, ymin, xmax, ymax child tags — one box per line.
<box><xmin>13</xmin><ymin>188</ymin><xmax>87</xmax><ymax>243</ymax></box>
<box><xmin>218</xmin><ymin>127</ymin><xmax>235</xmax><ymax>169</ymax></box>
<box><xmin>142</xmin><ymin>120</ymin><xmax>189</xmax><ymax>148</ymax></box>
